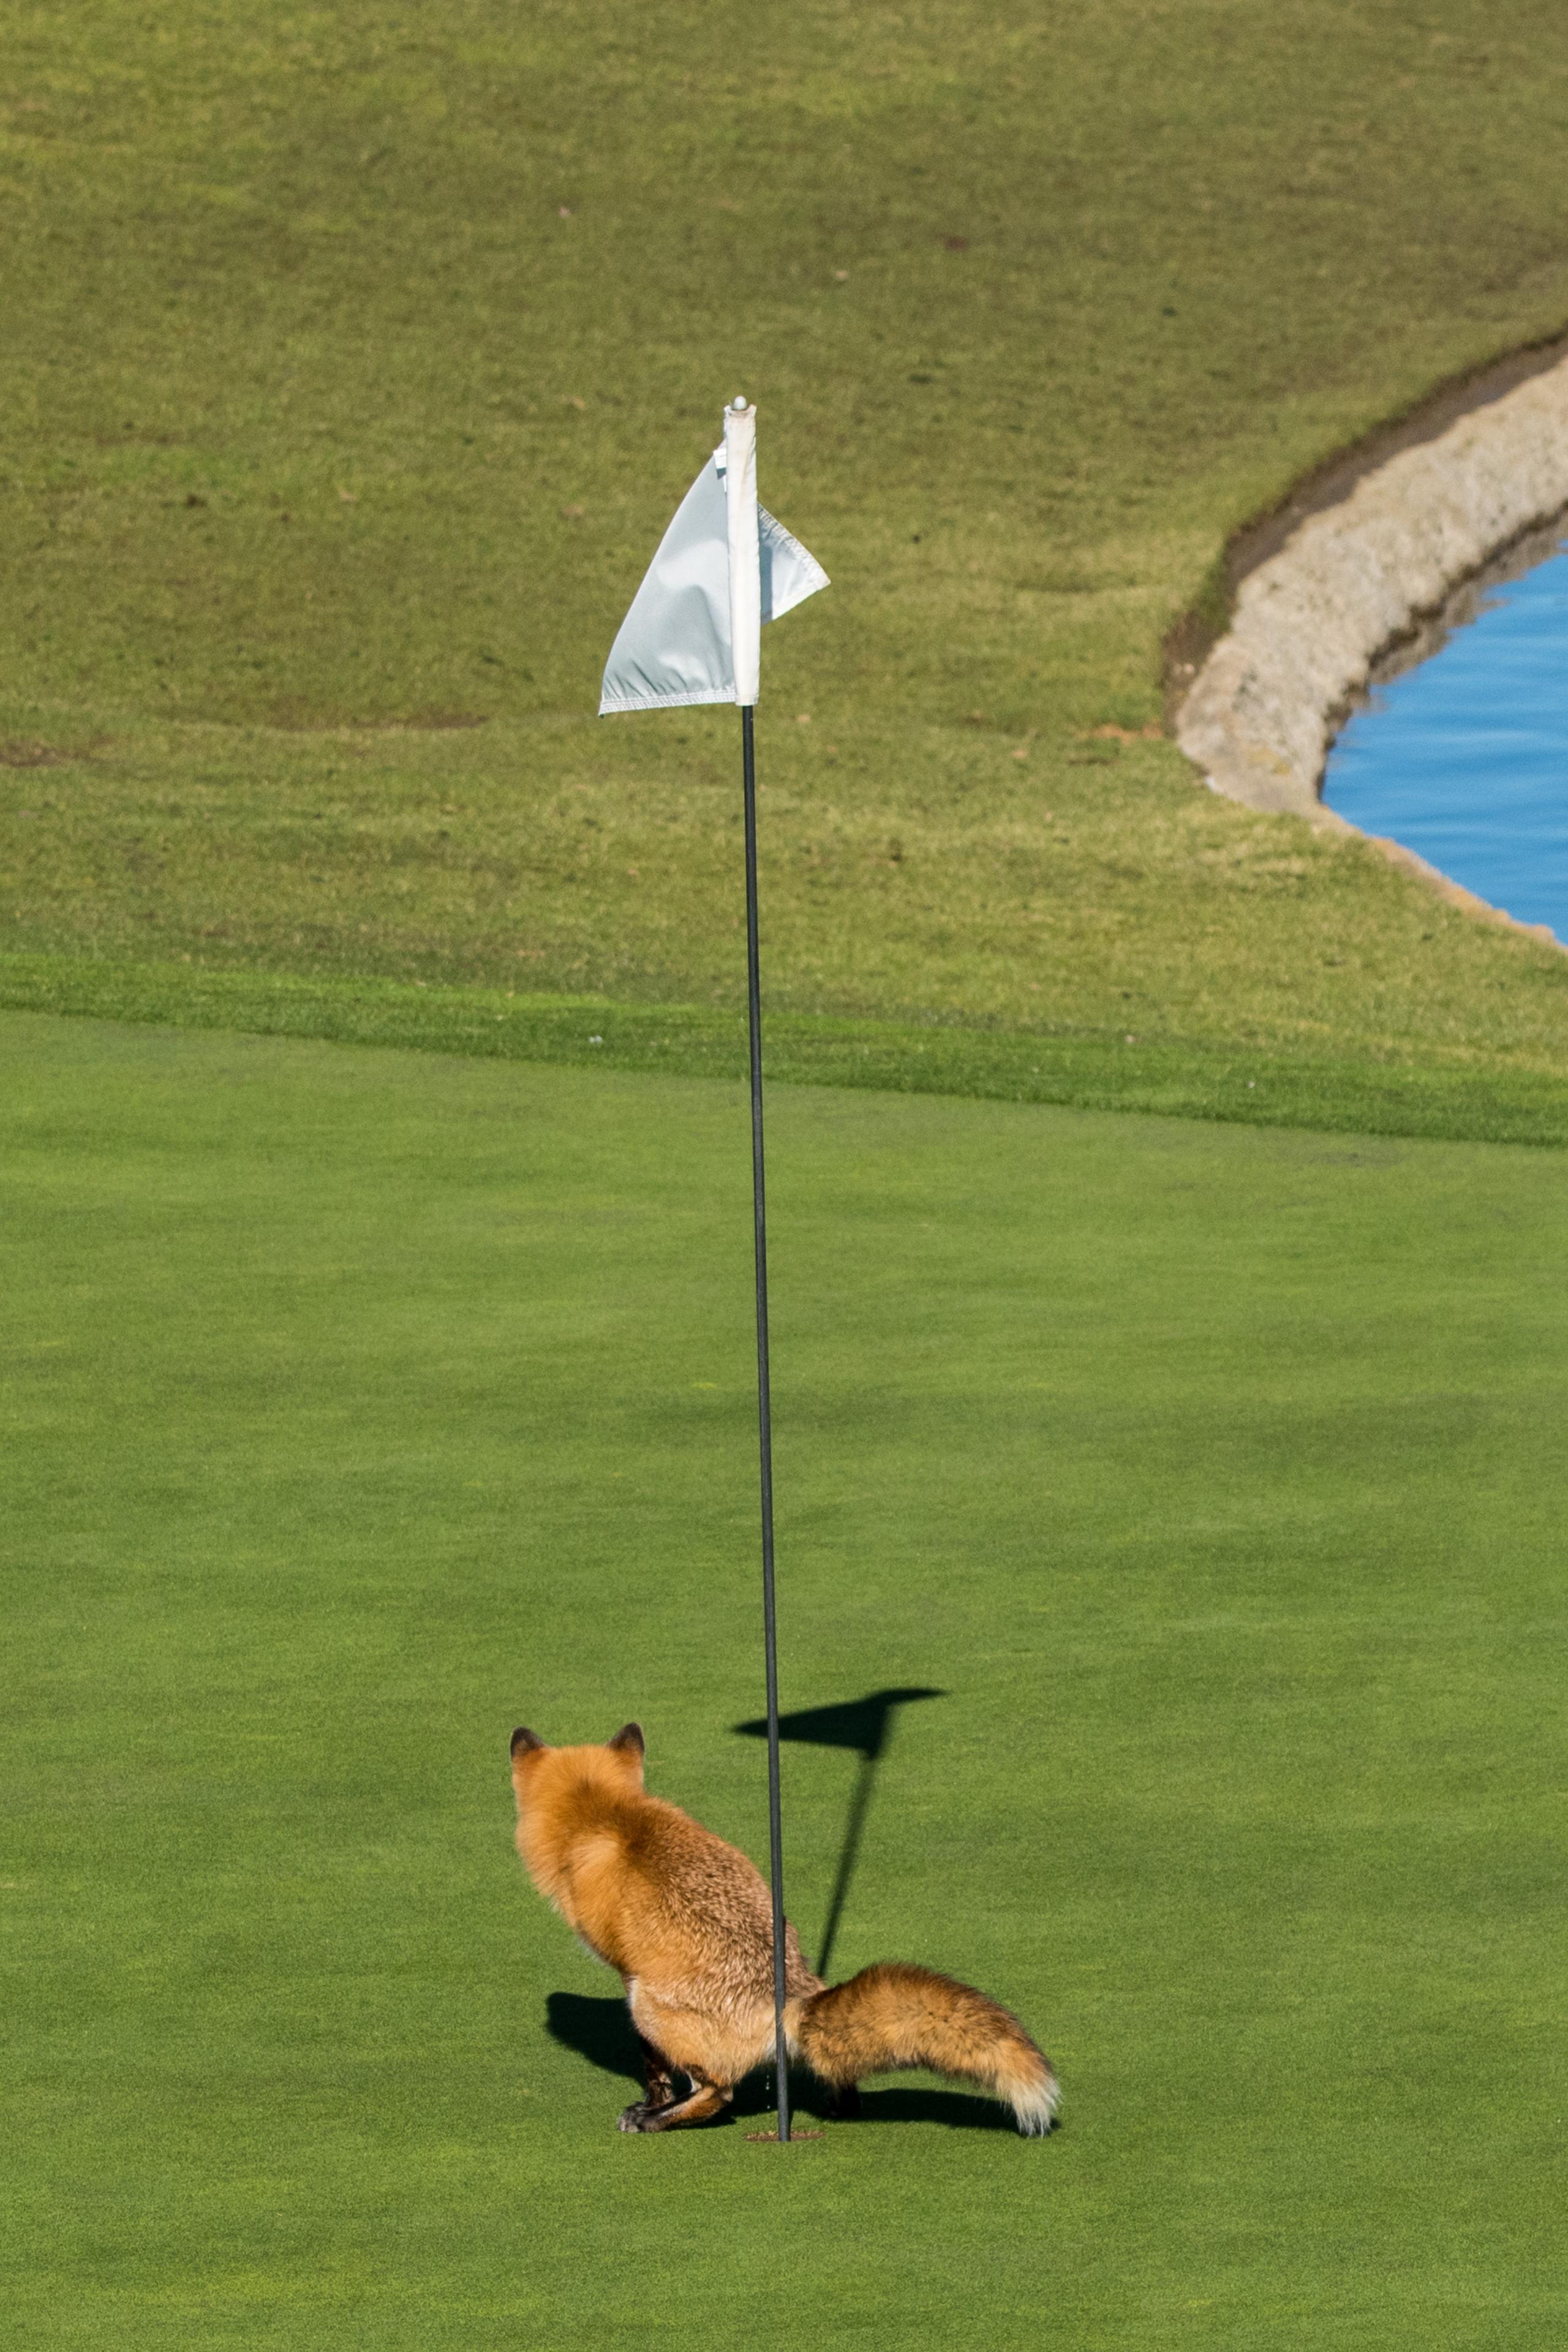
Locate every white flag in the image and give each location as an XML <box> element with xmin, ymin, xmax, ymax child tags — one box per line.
<box><xmin>598</xmin><ymin>402</ymin><xmax>828</xmax><ymax>716</ymax></box>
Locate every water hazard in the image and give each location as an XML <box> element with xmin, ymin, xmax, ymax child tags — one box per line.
<box><xmin>1322</xmin><ymin>530</ymin><xmax>1568</xmax><ymax>943</ymax></box>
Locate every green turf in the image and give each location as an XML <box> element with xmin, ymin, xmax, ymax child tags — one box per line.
<box><xmin>7</xmin><ymin>946</ymin><xmax>1568</xmax><ymax>1149</ymax></box>
<box><xmin>7</xmin><ymin>1010</ymin><xmax>1566</xmax><ymax>2347</ymax></box>
<box><xmin>5</xmin><ymin>1</ymin><xmax>1568</xmax><ymax>1121</ymax></box>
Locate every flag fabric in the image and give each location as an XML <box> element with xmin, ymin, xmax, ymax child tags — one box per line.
<box><xmin>598</xmin><ymin>406</ymin><xmax>827</xmax><ymax>716</ymax></box>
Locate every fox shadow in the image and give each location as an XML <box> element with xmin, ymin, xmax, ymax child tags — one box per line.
<box><xmin>545</xmin><ymin>1991</ymin><xmax>787</xmax><ymax>2120</ymax></box>
<box><xmin>544</xmin><ymin>1992</ymin><xmax>1016</xmax><ymax>2132</ymax></box>
<box><xmin>546</xmin><ymin>1991</ymin><xmax>643</xmax><ymax>2089</ymax></box>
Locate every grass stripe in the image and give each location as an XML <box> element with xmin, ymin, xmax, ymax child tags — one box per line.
<box><xmin>4</xmin><ymin>949</ymin><xmax>1565</xmax><ymax>1147</ymax></box>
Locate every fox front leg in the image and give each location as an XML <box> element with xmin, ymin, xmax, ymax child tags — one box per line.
<box><xmin>620</xmin><ymin>2070</ymin><xmax>734</xmax><ymax>2133</ymax></box>
<box><xmin>617</xmin><ymin>2035</ymin><xmax>680</xmax><ymax>2133</ymax></box>
<box><xmin>616</xmin><ymin>2038</ymin><xmax>734</xmax><ymax>2133</ymax></box>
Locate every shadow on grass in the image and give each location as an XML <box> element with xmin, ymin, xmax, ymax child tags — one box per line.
<box><xmin>545</xmin><ymin>1992</ymin><xmax>1021</xmax><ymax>2132</ymax></box>
<box><xmin>546</xmin><ymin>1990</ymin><xmax>642</xmax><ymax>2087</ymax></box>
<box><xmin>731</xmin><ymin>1686</ymin><xmax>946</xmax><ymax>1976</ymax></box>
<box><xmin>854</xmin><ymin>2086</ymin><xmax>1020</xmax><ymax>2132</ymax></box>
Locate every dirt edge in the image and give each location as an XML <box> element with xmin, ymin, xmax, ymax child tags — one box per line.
<box><xmin>1163</xmin><ymin>325</ymin><xmax>1568</xmax><ymax>954</ymax></box>
<box><xmin>1161</xmin><ymin>322</ymin><xmax>1568</xmax><ymax>717</ymax></box>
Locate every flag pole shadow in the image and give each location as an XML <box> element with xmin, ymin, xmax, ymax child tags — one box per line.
<box><xmin>732</xmin><ymin>1686</ymin><xmax>946</xmax><ymax>1979</ymax></box>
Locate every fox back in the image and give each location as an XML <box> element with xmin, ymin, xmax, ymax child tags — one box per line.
<box><xmin>511</xmin><ymin>1722</ymin><xmax>818</xmax><ymax>2011</ymax></box>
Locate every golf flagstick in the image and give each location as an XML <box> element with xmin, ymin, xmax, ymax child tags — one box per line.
<box><xmin>723</xmin><ymin>395</ymin><xmax>791</xmax><ymax>2141</ymax></box>
<box><xmin>598</xmin><ymin>398</ymin><xmax>829</xmax><ymax>2143</ymax></box>
<box><xmin>741</xmin><ymin>695</ymin><xmax>790</xmax><ymax>2139</ymax></box>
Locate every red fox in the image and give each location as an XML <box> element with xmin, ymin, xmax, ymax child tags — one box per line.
<box><xmin>511</xmin><ymin>1720</ymin><xmax>1058</xmax><ymax>2135</ymax></box>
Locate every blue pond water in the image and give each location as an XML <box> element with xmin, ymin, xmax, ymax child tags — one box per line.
<box><xmin>1322</xmin><ymin>537</ymin><xmax>1568</xmax><ymax>942</ymax></box>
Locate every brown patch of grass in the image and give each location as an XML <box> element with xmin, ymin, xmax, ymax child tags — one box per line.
<box><xmin>1</xmin><ymin>742</ymin><xmax>74</xmax><ymax>769</ymax></box>
<box><xmin>264</xmin><ymin>707</ymin><xmax>491</xmax><ymax>734</ymax></box>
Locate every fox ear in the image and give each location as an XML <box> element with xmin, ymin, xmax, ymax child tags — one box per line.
<box><xmin>511</xmin><ymin>1725</ymin><xmax>545</xmax><ymax>1758</ymax></box>
<box><xmin>606</xmin><ymin>1722</ymin><xmax>644</xmax><ymax>1758</ymax></box>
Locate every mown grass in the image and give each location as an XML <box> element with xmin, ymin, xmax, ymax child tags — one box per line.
<box><xmin>3</xmin><ymin>0</ymin><xmax>1568</xmax><ymax>1118</ymax></box>
<box><xmin>7</xmin><ymin>949</ymin><xmax>1568</xmax><ymax>1148</ymax></box>
<box><xmin>7</xmin><ymin>1012</ymin><xmax>1568</xmax><ymax>2348</ymax></box>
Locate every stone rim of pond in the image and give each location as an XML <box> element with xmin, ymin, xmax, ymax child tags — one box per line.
<box><xmin>1170</xmin><ymin>336</ymin><xmax>1568</xmax><ymax>956</ymax></box>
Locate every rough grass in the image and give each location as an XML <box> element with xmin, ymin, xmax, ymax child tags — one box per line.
<box><xmin>4</xmin><ymin>1</ymin><xmax>1568</xmax><ymax>1118</ymax></box>
<box><xmin>7</xmin><ymin>1012</ymin><xmax>1567</xmax><ymax>2347</ymax></box>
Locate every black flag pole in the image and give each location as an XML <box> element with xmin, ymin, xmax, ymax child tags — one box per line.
<box><xmin>741</xmin><ymin>700</ymin><xmax>791</xmax><ymax>2144</ymax></box>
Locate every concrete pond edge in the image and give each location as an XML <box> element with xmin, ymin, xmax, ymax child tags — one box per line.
<box><xmin>1171</xmin><ymin>339</ymin><xmax>1568</xmax><ymax>949</ymax></box>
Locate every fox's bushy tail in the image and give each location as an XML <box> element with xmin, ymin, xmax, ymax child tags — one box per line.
<box><xmin>794</xmin><ymin>1962</ymin><xmax>1058</xmax><ymax>2135</ymax></box>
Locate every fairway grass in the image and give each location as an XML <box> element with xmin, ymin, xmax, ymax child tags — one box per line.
<box><xmin>6</xmin><ymin>1</ymin><xmax>1568</xmax><ymax>1120</ymax></box>
<box><xmin>7</xmin><ymin>947</ymin><xmax>1568</xmax><ymax>1149</ymax></box>
<box><xmin>7</xmin><ymin>1012</ymin><xmax>1566</xmax><ymax>2347</ymax></box>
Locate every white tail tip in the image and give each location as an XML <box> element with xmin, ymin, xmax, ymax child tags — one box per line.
<box><xmin>1011</xmin><ymin>2074</ymin><xmax>1060</xmax><ymax>2137</ymax></box>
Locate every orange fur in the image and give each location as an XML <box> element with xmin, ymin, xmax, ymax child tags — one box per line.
<box><xmin>510</xmin><ymin>1722</ymin><xmax>1059</xmax><ymax>2135</ymax></box>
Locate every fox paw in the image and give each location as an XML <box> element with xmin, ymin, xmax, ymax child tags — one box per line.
<box><xmin>617</xmin><ymin>2101</ymin><xmax>664</xmax><ymax>2133</ymax></box>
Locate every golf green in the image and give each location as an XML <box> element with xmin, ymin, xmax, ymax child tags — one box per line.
<box><xmin>6</xmin><ymin>1011</ymin><xmax>1564</xmax><ymax>2347</ymax></box>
